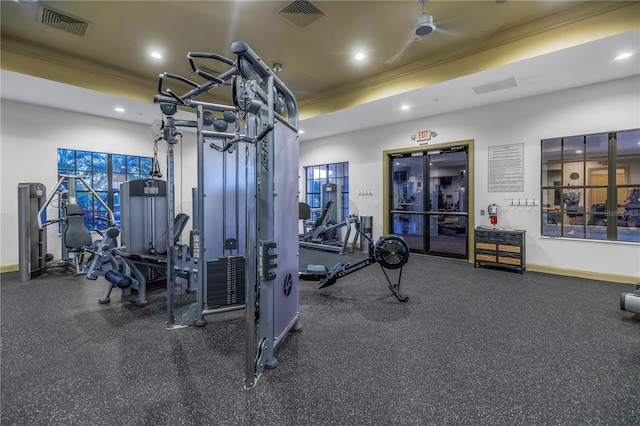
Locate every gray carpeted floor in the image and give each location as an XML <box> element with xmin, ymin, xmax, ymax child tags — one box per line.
<box><xmin>2</xmin><ymin>249</ymin><xmax>639</xmax><ymax>425</ymax></box>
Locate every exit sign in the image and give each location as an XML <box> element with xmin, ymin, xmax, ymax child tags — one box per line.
<box><xmin>416</xmin><ymin>130</ymin><xmax>432</xmax><ymax>141</ymax></box>
<box><xmin>411</xmin><ymin>129</ymin><xmax>438</xmax><ymax>144</ymax></box>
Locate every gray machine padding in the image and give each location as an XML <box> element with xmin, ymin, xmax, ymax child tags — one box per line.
<box><xmin>299</xmin><ymin>202</ymin><xmax>311</xmax><ymax>220</ymax></box>
<box><xmin>152</xmin><ymin>213</ymin><xmax>190</xmax><ymax>255</ymax></box>
<box><xmin>64</xmin><ymin>203</ymin><xmax>92</xmax><ymax>249</ymax></box>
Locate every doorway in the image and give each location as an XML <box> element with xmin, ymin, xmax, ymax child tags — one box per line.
<box><xmin>387</xmin><ymin>143</ymin><xmax>471</xmax><ymax>259</ymax></box>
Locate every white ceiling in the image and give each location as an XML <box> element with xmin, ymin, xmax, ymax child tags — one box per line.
<box><xmin>1</xmin><ymin>29</ymin><xmax>639</xmax><ymax>142</ymax></box>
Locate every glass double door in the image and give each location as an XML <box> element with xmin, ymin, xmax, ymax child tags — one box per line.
<box><xmin>389</xmin><ymin>147</ymin><xmax>469</xmax><ymax>258</ymax></box>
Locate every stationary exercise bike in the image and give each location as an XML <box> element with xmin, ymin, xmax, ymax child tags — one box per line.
<box><xmin>301</xmin><ymin>221</ymin><xmax>411</xmax><ymax>302</ymax></box>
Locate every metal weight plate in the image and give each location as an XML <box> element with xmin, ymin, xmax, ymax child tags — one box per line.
<box><xmin>160</xmin><ymin>102</ymin><xmax>177</xmax><ymax>116</ymax></box>
<box><xmin>203</xmin><ymin>111</ymin><xmax>215</xmax><ymax>127</ymax></box>
<box><xmin>213</xmin><ymin>119</ymin><xmax>228</xmax><ymax>132</ymax></box>
<box><xmin>223</xmin><ymin>110</ymin><xmax>237</xmax><ymax>123</ymax></box>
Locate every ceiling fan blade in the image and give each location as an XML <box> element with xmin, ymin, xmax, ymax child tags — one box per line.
<box><xmin>434</xmin><ymin>20</ymin><xmax>461</xmax><ymax>37</ymax></box>
<box><xmin>384</xmin><ymin>33</ymin><xmax>421</xmax><ymax>64</ymax></box>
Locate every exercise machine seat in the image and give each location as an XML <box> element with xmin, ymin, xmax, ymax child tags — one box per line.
<box><xmin>152</xmin><ymin>213</ymin><xmax>190</xmax><ymax>255</ymax></box>
<box><xmin>64</xmin><ymin>203</ymin><xmax>93</xmax><ymax>249</ymax></box>
<box><xmin>312</xmin><ymin>199</ymin><xmax>334</xmax><ymax>229</ymax></box>
<box><xmin>299</xmin><ymin>202</ymin><xmax>311</xmax><ymax>220</ymax></box>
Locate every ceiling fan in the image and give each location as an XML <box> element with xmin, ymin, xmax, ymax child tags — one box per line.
<box><xmin>414</xmin><ymin>0</ymin><xmax>436</xmax><ymax>37</ymax></box>
<box><xmin>384</xmin><ymin>0</ymin><xmax>438</xmax><ymax>64</ymax></box>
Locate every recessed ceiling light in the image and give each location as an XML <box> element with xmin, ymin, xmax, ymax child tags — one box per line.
<box><xmin>615</xmin><ymin>52</ymin><xmax>632</xmax><ymax>60</ymax></box>
<box><xmin>401</xmin><ymin>105</ymin><xmax>410</xmax><ymax>110</ymax></box>
<box><xmin>151</xmin><ymin>51</ymin><xmax>162</xmax><ymax>59</ymax></box>
<box><xmin>354</xmin><ymin>52</ymin><xmax>365</xmax><ymax>61</ymax></box>
<box><xmin>115</xmin><ymin>107</ymin><xmax>125</xmax><ymax>112</ymax></box>
<box><xmin>298</xmin><ymin>130</ymin><xmax>304</xmax><ymax>134</ymax></box>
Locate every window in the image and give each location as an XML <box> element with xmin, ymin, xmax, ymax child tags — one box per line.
<box><xmin>57</xmin><ymin>149</ymin><xmax>153</xmax><ymax>230</ymax></box>
<box><xmin>541</xmin><ymin>129</ymin><xmax>640</xmax><ymax>242</ymax></box>
<box><xmin>304</xmin><ymin>162</ymin><xmax>349</xmax><ymax>223</ymax></box>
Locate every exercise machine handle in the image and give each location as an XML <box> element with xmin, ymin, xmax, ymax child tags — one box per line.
<box><xmin>187</xmin><ymin>52</ymin><xmax>233</xmax><ymax>85</ymax></box>
<box><xmin>188</xmin><ymin>51</ymin><xmax>234</xmax><ymax>66</ymax></box>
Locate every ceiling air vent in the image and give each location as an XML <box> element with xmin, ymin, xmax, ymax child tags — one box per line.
<box><xmin>39</xmin><ymin>6</ymin><xmax>90</xmax><ymax>37</ymax></box>
<box><xmin>277</xmin><ymin>0</ymin><xmax>326</xmax><ymax>29</ymax></box>
<box><xmin>472</xmin><ymin>77</ymin><xmax>518</xmax><ymax>95</ymax></box>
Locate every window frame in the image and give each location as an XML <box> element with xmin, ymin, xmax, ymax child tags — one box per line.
<box><xmin>304</xmin><ymin>161</ymin><xmax>349</xmax><ymax>223</ymax></box>
<box><xmin>57</xmin><ymin>148</ymin><xmax>153</xmax><ymax>230</ymax></box>
<box><xmin>540</xmin><ymin>129</ymin><xmax>640</xmax><ymax>243</ymax></box>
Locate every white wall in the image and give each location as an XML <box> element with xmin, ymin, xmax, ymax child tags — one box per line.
<box><xmin>299</xmin><ymin>76</ymin><xmax>640</xmax><ymax>279</ymax></box>
<box><xmin>2</xmin><ymin>77</ymin><xmax>639</xmax><ymax>279</ymax></box>
<box><xmin>0</xmin><ymin>100</ymin><xmax>198</xmax><ymax>267</ymax></box>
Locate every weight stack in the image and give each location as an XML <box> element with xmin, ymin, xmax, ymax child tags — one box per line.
<box><xmin>206</xmin><ymin>256</ymin><xmax>246</xmax><ymax>308</ymax></box>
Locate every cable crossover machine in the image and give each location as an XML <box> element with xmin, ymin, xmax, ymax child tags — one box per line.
<box><xmin>149</xmin><ymin>41</ymin><xmax>300</xmax><ymax>389</ymax></box>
